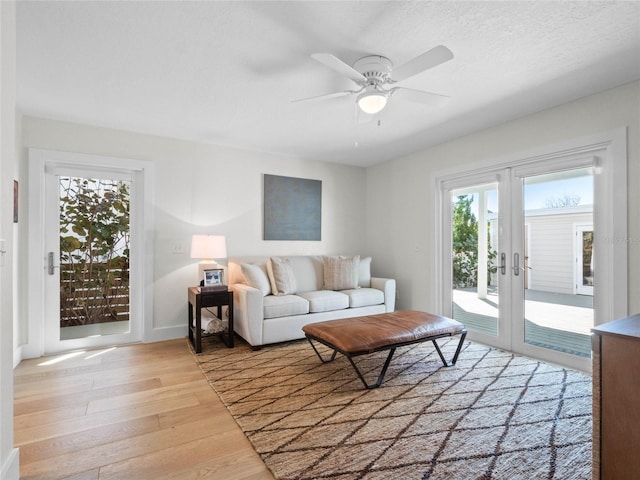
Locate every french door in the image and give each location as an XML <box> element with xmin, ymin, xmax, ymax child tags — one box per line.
<box><xmin>441</xmin><ymin>158</ymin><xmax>599</xmax><ymax>370</ymax></box>
<box><xmin>512</xmin><ymin>165</ymin><xmax>595</xmax><ymax>367</ymax></box>
<box><xmin>28</xmin><ymin>148</ymin><xmax>153</xmax><ymax>357</ymax></box>
<box><xmin>43</xmin><ymin>166</ymin><xmax>139</xmax><ymax>353</ymax></box>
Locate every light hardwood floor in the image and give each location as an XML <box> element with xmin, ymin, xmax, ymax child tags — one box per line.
<box><xmin>14</xmin><ymin>339</ymin><xmax>274</xmax><ymax>480</ymax></box>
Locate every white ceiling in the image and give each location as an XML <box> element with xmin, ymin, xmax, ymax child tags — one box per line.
<box><xmin>16</xmin><ymin>1</ymin><xmax>640</xmax><ymax>167</ymax></box>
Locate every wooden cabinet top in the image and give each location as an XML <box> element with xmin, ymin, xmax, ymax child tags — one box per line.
<box><xmin>592</xmin><ymin>313</ymin><xmax>640</xmax><ymax>341</ymax></box>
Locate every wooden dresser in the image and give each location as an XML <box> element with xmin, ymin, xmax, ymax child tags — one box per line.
<box><xmin>591</xmin><ymin>314</ymin><xmax>640</xmax><ymax>480</ymax></box>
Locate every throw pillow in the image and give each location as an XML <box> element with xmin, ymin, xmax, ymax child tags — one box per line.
<box><xmin>267</xmin><ymin>257</ymin><xmax>297</xmax><ymax>295</ymax></box>
<box><xmin>358</xmin><ymin>256</ymin><xmax>372</xmax><ymax>288</ymax></box>
<box><xmin>240</xmin><ymin>263</ymin><xmax>271</xmax><ymax>296</ymax></box>
<box><xmin>323</xmin><ymin>255</ymin><xmax>360</xmax><ymax>290</ymax></box>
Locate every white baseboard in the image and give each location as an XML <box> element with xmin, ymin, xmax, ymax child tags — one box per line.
<box><xmin>144</xmin><ymin>325</ymin><xmax>186</xmax><ymax>343</ymax></box>
<box><xmin>1</xmin><ymin>448</ymin><xmax>20</xmax><ymax>480</ymax></box>
<box><xmin>15</xmin><ymin>341</ymin><xmax>44</xmax><ymax>361</ymax></box>
<box><xmin>13</xmin><ymin>345</ymin><xmax>22</xmax><ymax>368</ymax></box>
<box><xmin>16</xmin><ymin>325</ymin><xmax>186</xmax><ymax>362</ymax></box>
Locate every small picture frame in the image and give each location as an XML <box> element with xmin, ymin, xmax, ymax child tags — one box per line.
<box><xmin>204</xmin><ymin>268</ymin><xmax>224</xmax><ymax>287</ymax></box>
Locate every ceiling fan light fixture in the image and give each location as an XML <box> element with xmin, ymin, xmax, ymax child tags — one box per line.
<box><xmin>357</xmin><ymin>88</ymin><xmax>388</xmax><ymax>114</ymax></box>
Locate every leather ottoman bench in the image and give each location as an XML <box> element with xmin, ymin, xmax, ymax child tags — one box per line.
<box><xmin>302</xmin><ymin>310</ymin><xmax>467</xmax><ymax>389</ymax></box>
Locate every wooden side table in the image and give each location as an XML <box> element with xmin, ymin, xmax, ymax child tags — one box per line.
<box><xmin>188</xmin><ymin>287</ymin><xmax>234</xmax><ymax>353</ymax></box>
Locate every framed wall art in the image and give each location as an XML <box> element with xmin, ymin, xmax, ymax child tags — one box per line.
<box><xmin>263</xmin><ymin>174</ymin><xmax>321</xmax><ymax>241</ymax></box>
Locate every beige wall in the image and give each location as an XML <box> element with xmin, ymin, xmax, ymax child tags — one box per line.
<box><xmin>20</xmin><ymin>117</ymin><xmax>368</xmax><ymax>344</ymax></box>
<box><xmin>14</xmin><ymin>81</ymin><xmax>640</xmax><ymax>354</ymax></box>
<box><xmin>1</xmin><ymin>1</ymin><xmax>20</xmax><ymax>478</ymax></box>
<box><xmin>366</xmin><ymin>81</ymin><xmax>640</xmax><ymax>316</ymax></box>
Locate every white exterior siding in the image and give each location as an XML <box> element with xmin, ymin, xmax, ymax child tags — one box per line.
<box><xmin>525</xmin><ymin>209</ymin><xmax>592</xmax><ymax>294</ymax></box>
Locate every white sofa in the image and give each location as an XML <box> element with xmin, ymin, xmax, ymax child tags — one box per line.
<box><xmin>228</xmin><ymin>255</ymin><xmax>396</xmax><ymax>347</ymax></box>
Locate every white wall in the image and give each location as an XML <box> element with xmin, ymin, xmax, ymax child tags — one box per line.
<box><xmin>0</xmin><ymin>1</ymin><xmax>20</xmax><ymax>478</ymax></box>
<box><xmin>366</xmin><ymin>81</ymin><xmax>640</xmax><ymax>315</ymax></box>
<box><xmin>19</xmin><ymin>117</ymin><xmax>368</xmax><ymax>346</ymax></box>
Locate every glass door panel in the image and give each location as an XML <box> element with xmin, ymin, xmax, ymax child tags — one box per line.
<box><xmin>450</xmin><ymin>183</ymin><xmax>500</xmax><ymax>338</ymax></box>
<box><xmin>58</xmin><ymin>176</ymin><xmax>131</xmax><ymax>341</ymax></box>
<box><xmin>520</xmin><ymin>168</ymin><xmax>594</xmax><ymax>358</ymax></box>
<box><xmin>441</xmin><ymin>144</ymin><xmax>622</xmax><ymax>372</ymax></box>
<box><xmin>44</xmin><ymin>166</ymin><xmax>138</xmax><ymax>354</ymax></box>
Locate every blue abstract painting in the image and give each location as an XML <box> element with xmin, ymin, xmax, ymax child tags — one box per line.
<box><xmin>264</xmin><ymin>174</ymin><xmax>322</xmax><ymax>241</ymax></box>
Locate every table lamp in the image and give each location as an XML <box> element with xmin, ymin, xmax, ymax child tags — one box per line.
<box><xmin>190</xmin><ymin>234</ymin><xmax>227</xmax><ymax>284</ymax></box>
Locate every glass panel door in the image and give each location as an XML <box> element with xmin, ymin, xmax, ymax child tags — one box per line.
<box><xmin>450</xmin><ymin>183</ymin><xmax>501</xmax><ymax>341</ymax></box>
<box><xmin>440</xmin><ymin>136</ymin><xmax>625</xmax><ymax>372</ymax></box>
<box><xmin>44</xmin><ymin>167</ymin><xmax>139</xmax><ymax>353</ymax></box>
<box><xmin>517</xmin><ymin>168</ymin><xmax>594</xmax><ymax>358</ymax></box>
<box><xmin>58</xmin><ymin>176</ymin><xmax>131</xmax><ymax>340</ymax></box>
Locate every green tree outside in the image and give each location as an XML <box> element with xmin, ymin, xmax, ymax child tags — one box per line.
<box><xmin>59</xmin><ymin>177</ymin><xmax>130</xmax><ymax>327</ymax></box>
<box><xmin>452</xmin><ymin>194</ymin><xmax>496</xmax><ymax>288</ymax></box>
<box><xmin>452</xmin><ymin>195</ymin><xmax>478</xmax><ymax>288</ymax></box>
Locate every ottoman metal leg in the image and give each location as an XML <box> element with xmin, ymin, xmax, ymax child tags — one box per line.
<box><xmin>307</xmin><ymin>337</ymin><xmax>396</xmax><ymax>389</ymax></box>
<box><xmin>432</xmin><ymin>330</ymin><xmax>467</xmax><ymax>367</ymax></box>
<box><xmin>307</xmin><ymin>337</ymin><xmax>337</xmax><ymax>363</ymax></box>
<box><xmin>347</xmin><ymin>348</ymin><xmax>397</xmax><ymax>390</ymax></box>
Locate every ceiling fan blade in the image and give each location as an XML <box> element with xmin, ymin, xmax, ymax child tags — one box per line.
<box><xmin>311</xmin><ymin>53</ymin><xmax>366</xmax><ymax>83</ymax></box>
<box><xmin>291</xmin><ymin>90</ymin><xmax>355</xmax><ymax>103</ymax></box>
<box><xmin>391</xmin><ymin>87</ymin><xmax>450</xmax><ymax>107</ymax></box>
<box><xmin>390</xmin><ymin>45</ymin><xmax>454</xmax><ymax>82</ymax></box>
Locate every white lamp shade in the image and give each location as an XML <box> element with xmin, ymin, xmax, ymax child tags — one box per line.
<box><xmin>357</xmin><ymin>89</ymin><xmax>388</xmax><ymax>114</ymax></box>
<box><xmin>190</xmin><ymin>235</ymin><xmax>227</xmax><ymax>260</ymax></box>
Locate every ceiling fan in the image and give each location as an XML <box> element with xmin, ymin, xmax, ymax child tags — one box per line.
<box><xmin>295</xmin><ymin>45</ymin><xmax>454</xmax><ymax>115</ymax></box>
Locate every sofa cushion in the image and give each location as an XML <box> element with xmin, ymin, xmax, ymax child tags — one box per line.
<box><xmin>323</xmin><ymin>255</ymin><xmax>360</xmax><ymax>290</ymax></box>
<box><xmin>267</xmin><ymin>257</ymin><xmax>297</xmax><ymax>295</ymax></box>
<box><xmin>341</xmin><ymin>288</ymin><xmax>385</xmax><ymax>308</ymax></box>
<box><xmin>285</xmin><ymin>255</ymin><xmax>323</xmax><ymax>292</ymax></box>
<box><xmin>241</xmin><ymin>263</ymin><xmax>271</xmax><ymax>296</ymax></box>
<box><xmin>297</xmin><ymin>290</ymin><xmax>349</xmax><ymax>313</ymax></box>
<box><xmin>263</xmin><ymin>295</ymin><xmax>309</xmax><ymax>319</ymax></box>
<box><xmin>358</xmin><ymin>256</ymin><xmax>372</xmax><ymax>288</ymax></box>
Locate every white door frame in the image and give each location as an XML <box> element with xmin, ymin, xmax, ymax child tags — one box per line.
<box><xmin>26</xmin><ymin>149</ymin><xmax>154</xmax><ymax>357</ymax></box>
<box><xmin>434</xmin><ymin>128</ymin><xmax>627</xmax><ymax>372</ymax></box>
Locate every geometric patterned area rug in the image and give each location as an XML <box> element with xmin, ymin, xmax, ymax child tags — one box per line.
<box><xmin>191</xmin><ymin>336</ymin><xmax>592</xmax><ymax>480</ymax></box>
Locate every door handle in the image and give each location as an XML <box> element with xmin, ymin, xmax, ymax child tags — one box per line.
<box><xmin>513</xmin><ymin>252</ymin><xmax>532</xmax><ymax>276</ymax></box>
<box><xmin>47</xmin><ymin>252</ymin><xmax>59</xmax><ymax>275</ymax></box>
<box><xmin>498</xmin><ymin>252</ymin><xmax>506</xmax><ymax>275</ymax></box>
<box><xmin>0</xmin><ymin>239</ymin><xmax>5</xmax><ymax>267</ymax></box>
